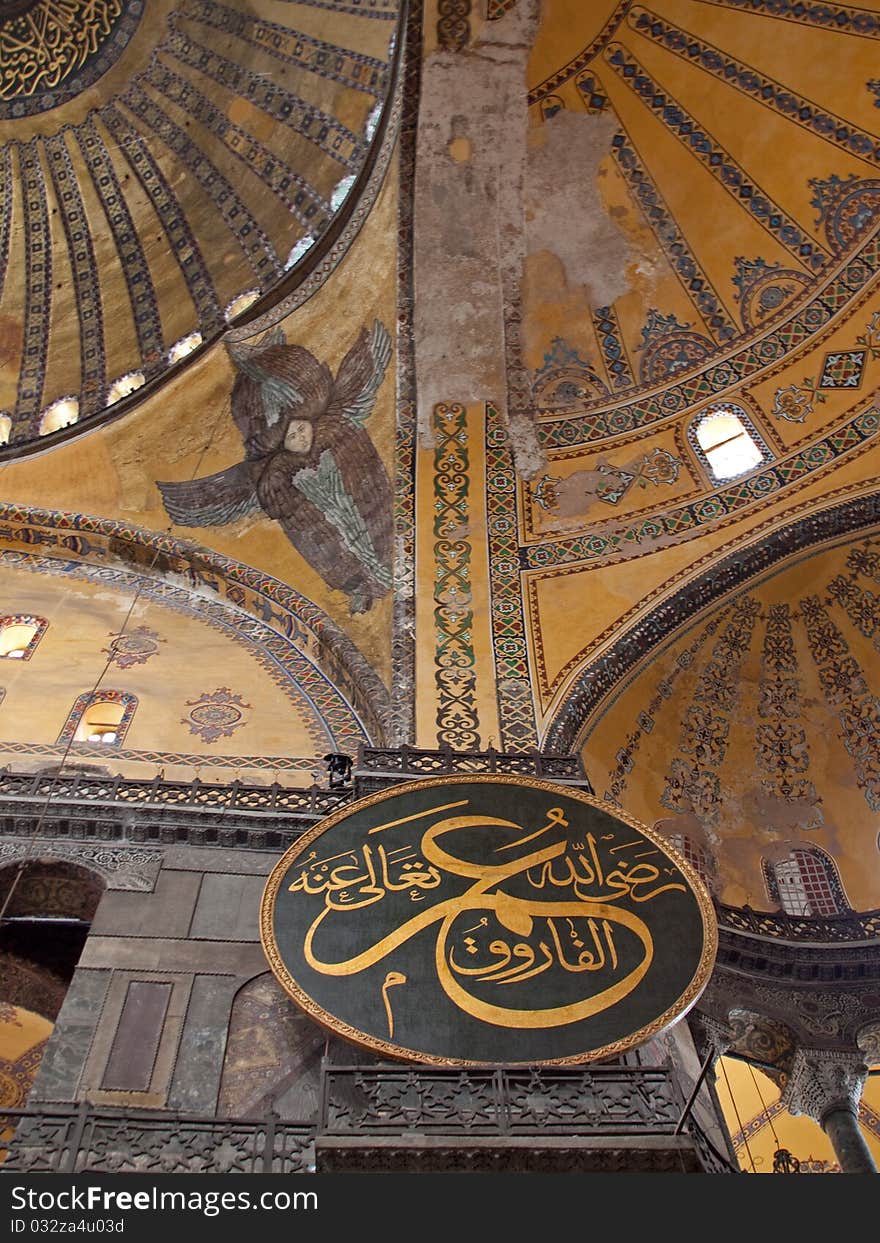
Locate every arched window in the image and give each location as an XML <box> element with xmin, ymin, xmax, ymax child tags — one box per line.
<box><xmin>59</xmin><ymin>690</ymin><xmax>137</xmax><ymax>747</ymax></box>
<box><xmin>689</xmin><ymin>404</ymin><xmax>772</xmax><ymax>482</ymax></box>
<box><xmin>167</xmin><ymin>332</ymin><xmax>202</xmax><ymax>365</ymax></box>
<box><xmin>39</xmin><ymin>396</ymin><xmax>79</xmax><ymax>436</ymax></box>
<box><xmin>0</xmin><ymin>615</ymin><xmax>48</xmax><ymax>660</ymax></box>
<box><xmin>763</xmin><ymin>847</ymin><xmax>849</xmax><ymax>916</ymax></box>
<box><xmin>664</xmin><ymin>833</ymin><xmax>715</xmax><ymax>891</ymax></box>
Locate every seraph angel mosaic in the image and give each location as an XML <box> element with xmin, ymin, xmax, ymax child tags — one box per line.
<box><xmin>157</xmin><ymin>321</ymin><xmax>393</xmax><ymax>613</ymax></box>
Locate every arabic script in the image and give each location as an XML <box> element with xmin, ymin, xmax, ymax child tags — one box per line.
<box><xmin>286</xmin><ymin>799</ymin><xmax>688</xmax><ymax>1031</ymax></box>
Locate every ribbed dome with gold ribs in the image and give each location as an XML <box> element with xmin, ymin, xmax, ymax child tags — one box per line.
<box><xmin>0</xmin><ymin>0</ymin><xmax>401</xmax><ymax>449</ymax></box>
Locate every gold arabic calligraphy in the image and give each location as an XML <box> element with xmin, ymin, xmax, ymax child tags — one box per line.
<box><xmin>287</xmin><ymin>804</ymin><xmax>687</xmax><ymax>1031</ymax></box>
<box><xmin>0</xmin><ymin>0</ymin><xmax>124</xmax><ymax>102</ymax></box>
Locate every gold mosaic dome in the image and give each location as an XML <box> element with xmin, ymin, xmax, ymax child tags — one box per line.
<box><xmin>0</xmin><ymin>0</ymin><xmax>401</xmax><ymax>449</ymax></box>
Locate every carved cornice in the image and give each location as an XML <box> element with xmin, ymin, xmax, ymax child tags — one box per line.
<box><xmin>0</xmin><ymin>838</ymin><xmax>161</xmax><ymax>892</ymax></box>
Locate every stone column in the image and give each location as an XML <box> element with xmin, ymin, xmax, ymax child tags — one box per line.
<box><xmin>782</xmin><ymin>1047</ymin><xmax>876</xmax><ymax>1174</ymax></box>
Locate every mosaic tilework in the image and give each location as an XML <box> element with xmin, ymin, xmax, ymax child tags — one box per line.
<box><xmin>57</xmin><ymin>690</ymin><xmax>138</xmax><ymax>747</ymax></box>
<box><xmin>274</xmin><ymin>0</ymin><xmax>398</xmax><ymax>16</ymax></box>
<box><xmin>182</xmin><ymin>687</ymin><xmax>252</xmax><ymax>744</ymax></box>
<box><xmin>103</xmin><ymin>625</ymin><xmax>165</xmax><ymax>669</ymax></box>
<box><xmin>166</xmin><ymin>25</ymin><xmax>364</xmax><ymax>170</ymax></box>
<box><xmin>182</xmin><ymin>0</ymin><xmax>389</xmax><ymax>95</ymax></box>
<box><xmin>100</xmin><ymin>102</ymin><xmax>223</xmax><ymax>333</ymax></box>
<box><xmin>75</xmin><ymin>118</ymin><xmax>165</xmax><ymax>379</ymax></box>
<box><xmin>486</xmin><ymin>403</ymin><xmax>538</xmax><ymax>750</ymax></box>
<box><xmin>592</xmin><ymin>304</ymin><xmax>635</xmax><ymax>391</ymax></box>
<box><xmin>0</xmin><ymin>547</ymin><xmax>367</xmax><ymax>754</ymax></box>
<box><xmin>44</xmin><ymin>133</ymin><xmax>106</xmax><ymax>417</ymax></box>
<box><xmin>856</xmin><ymin>309</ymin><xmax>880</xmax><ymax>360</ymax></box>
<box><xmin>0</xmin><ymin>145</ymin><xmax>11</xmax><ymax>307</ymax></box>
<box><xmin>531</xmin><ymin>338</ymin><xmax>608</xmax><ymax>407</ymax></box>
<box><xmin>122</xmin><ymin>83</ymin><xmax>282</xmax><ymax>285</ymax></box>
<box><xmin>630</xmin><ymin>8</ymin><xmax>880</xmax><ymax>168</ymax></box>
<box><xmin>755</xmin><ymin>604</ymin><xmax>816</xmax><ymax>805</ymax></box>
<box><xmin>637</xmin><ymin>309</ymin><xmax>713</xmax><ymax>385</ymax></box>
<box><xmin>0</xmin><ymin>505</ymin><xmax>391</xmax><ymax>744</ymax></box>
<box><xmin>611</xmin><ymin>133</ymin><xmax>737</xmax><ymax>344</ymax></box>
<box><xmin>809</xmin><ymin>173</ymin><xmax>880</xmax><ymax>253</ymax></box>
<box><xmin>544</xmin><ymin>494</ymin><xmax>880</xmax><ymax>750</ymax></box>
<box><xmin>660</xmin><ymin>597</ymin><xmax>761</xmax><ymax>824</ymax></box>
<box><xmin>604</xmin><ymin>44</ymin><xmax>829</xmax><ymax>272</ymax></box>
<box><xmin>603</xmin><ymin>608</ymin><xmax>729</xmax><ymax>805</ymax></box>
<box><xmin>15</xmin><ymin>140</ymin><xmax>52</xmax><ymax>429</ymax></box>
<box><xmin>800</xmin><ymin>593</ymin><xmax>880</xmax><ymax>811</ymax></box>
<box><xmin>224</xmin><ymin>61</ymin><xmax>403</xmax><ymax>341</ymax></box>
<box><xmin>524</xmin><ymin>406</ymin><xmax>880</xmax><ymax>570</ymax></box>
<box><xmin>433</xmin><ymin>404</ymin><xmax>481</xmax><ymax>750</ymax></box>
<box><xmin>0</xmin><ymin>740</ymin><xmax>316</xmax><ymax>770</ymax></box>
<box><xmin>697</xmin><ymin>0</ymin><xmax>880</xmax><ymax>37</ymax></box>
<box><xmin>145</xmin><ymin>60</ymin><xmax>330</xmax><ymax>236</ymax></box>
<box><xmin>527</xmin><ymin>1</ymin><xmax>632</xmax><ymax>106</ymax></box>
<box><xmin>819</xmin><ymin>349</ymin><xmax>867</xmax><ymax>389</ymax></box>
<box><xmin>827</xmin><ymin>573</ymin><xmax>880</xmax><ymax>650</ymax></box>
<box><xmin>390</xmin><ymin>0</ymin><xmax>422</xmax><ymax>747</ymax></box>
<box><xmin>540</xmin><ymin>232</ymin><xmax>880</xmax><ymax>448</ymax></box>
<box><xmin>437</xmin><ymin>0</ymin><xmax>470</xmax><ymax>51</ymax></box>
<box><xmin>0</xmin><ymin>1</ymin><xmax>403</xmax><ymax>450</ymax></box>
<box><xmin>732</xmin><ymin>257</ymin><xmax>811</xmax><ymax>332</ymax></box>
<box><xmin>574</xmin><ymin>74</ymin><xmax>608</xmax><ymax>115</ymax></box>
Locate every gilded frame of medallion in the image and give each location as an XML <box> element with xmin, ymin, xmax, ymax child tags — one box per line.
<box><xmin>260</xmin><ymin>774</ymin><xmax>718</xmax><ymax>1067</ymax></box>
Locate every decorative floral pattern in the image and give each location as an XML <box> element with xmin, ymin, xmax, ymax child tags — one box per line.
<box><xmin>661</xmin><ymin>597</ymin><xmax>761</xmax><ymax>823</ymax></box>
<box><xmin>433</xmin><ymin>404</ymin><xmax>480</xmax><ymax>750</ymax></box>
<box><xmin>182</xmin><ymin>687</ymin><xmax>252</xmax><ymax>744</ymax></box>
<box><xmin>755</xmin><ymin>604</ymin><xmax>817</xmax><ymax>810</ymax></box>
<box><xmin>102</xmin><ymin>625</ymin><xmax>164</xmax><ymax>669</ymax></box>
<box><xmin>799</xmin><ymin>594</ymin><xmax>880</xmax><ymax>812</ymax></box>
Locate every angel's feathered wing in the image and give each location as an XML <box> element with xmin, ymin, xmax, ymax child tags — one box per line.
<box><xmin>333</xmin><ymin>319</ymin><xmax>392</xmax><ymax>426</ymax></box>
<box><xmin>156</xmin><ymin>461</ymin><xmax>260</xmax><ymax>528</ymax></box>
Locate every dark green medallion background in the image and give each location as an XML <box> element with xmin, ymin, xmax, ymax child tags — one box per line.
<box><xmin>261</xmin><ymin>777</ymin><xmax>717</xmax><ymax>1065</ymax></box>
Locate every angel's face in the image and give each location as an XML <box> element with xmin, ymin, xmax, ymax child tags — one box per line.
<box><xmin>284</xmin><ymin>418</ymin><xmax>314</xmax><ymax>453</ymax></box>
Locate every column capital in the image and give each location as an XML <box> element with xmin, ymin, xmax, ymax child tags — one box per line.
<box><xmin>690</xmin><ymin>1012</ymin><xmax>735</xmax><ymax>1061</ymax></box>
<box><xmin>782</xmin><ymin>1047</ymin><xmax>868</xmax><ymax>1124</ymax></box>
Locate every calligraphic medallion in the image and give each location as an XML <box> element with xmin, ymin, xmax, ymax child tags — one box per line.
<box><xmin>0</xmin><ymin>0</ymin><xmax>143</xmax><ymax>119</ymax></box>
<box><xmin>261</xmin><ymin>777</ymin><xmax>717</xmax><ymax>1065</ymax></box>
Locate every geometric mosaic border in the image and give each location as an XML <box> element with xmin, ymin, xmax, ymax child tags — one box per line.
<box><xmin>537</xmin><ymin>231</ymin><xmax>880</xmax><ymax>449</ymax></box>
<box><xmin>0</xmin><ymin>740</ymin><xmax>317</xmax><ymax>772</ymax></box>
<box><xmin>523</xmin><ymin>405</ymin><xmax>880</xmax><ymax>569</ymax></box>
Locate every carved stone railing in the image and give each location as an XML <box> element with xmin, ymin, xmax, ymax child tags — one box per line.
<box><xmin>355</xmin><ymin>745</ymin><xmax>590</xmax><ymax>786</ymax></box>
<box><xmin>322</xmin><ymin>1064</ymin><xmax>681</xmax><ymax>1135</ymax></box>
<box><xmin>0</xmin><ymin>1069</ymin><xmax>740</xmax><ymax>1174</ymax></box>
<box><xmin>0</xmin><ymin>768</ymin><xmax>353</xmax><ymax>850</ymax></box>
<box><xmin>321</xmin><ymin>1063</ymin><xmax>694</xmax><ymax>1134</ymax></box>
<box><xmin>0</xmin><ymin>1105</ymin><xmax>315</xmax><ymax>1174</ymax></box>
<box><xmin>318</xmin><ymin>1065</ymin><xmax>740</xmax><ymax>1173</ymax></box>
<box><xmin>717</xmin><ymin>904</ymin><xmax>880</xmax><ymax>944</ymax></box>
<box><xmin>0</xmin><ymin>747</ymin><xmax>590</xmax><ymax>850</ymax></box>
